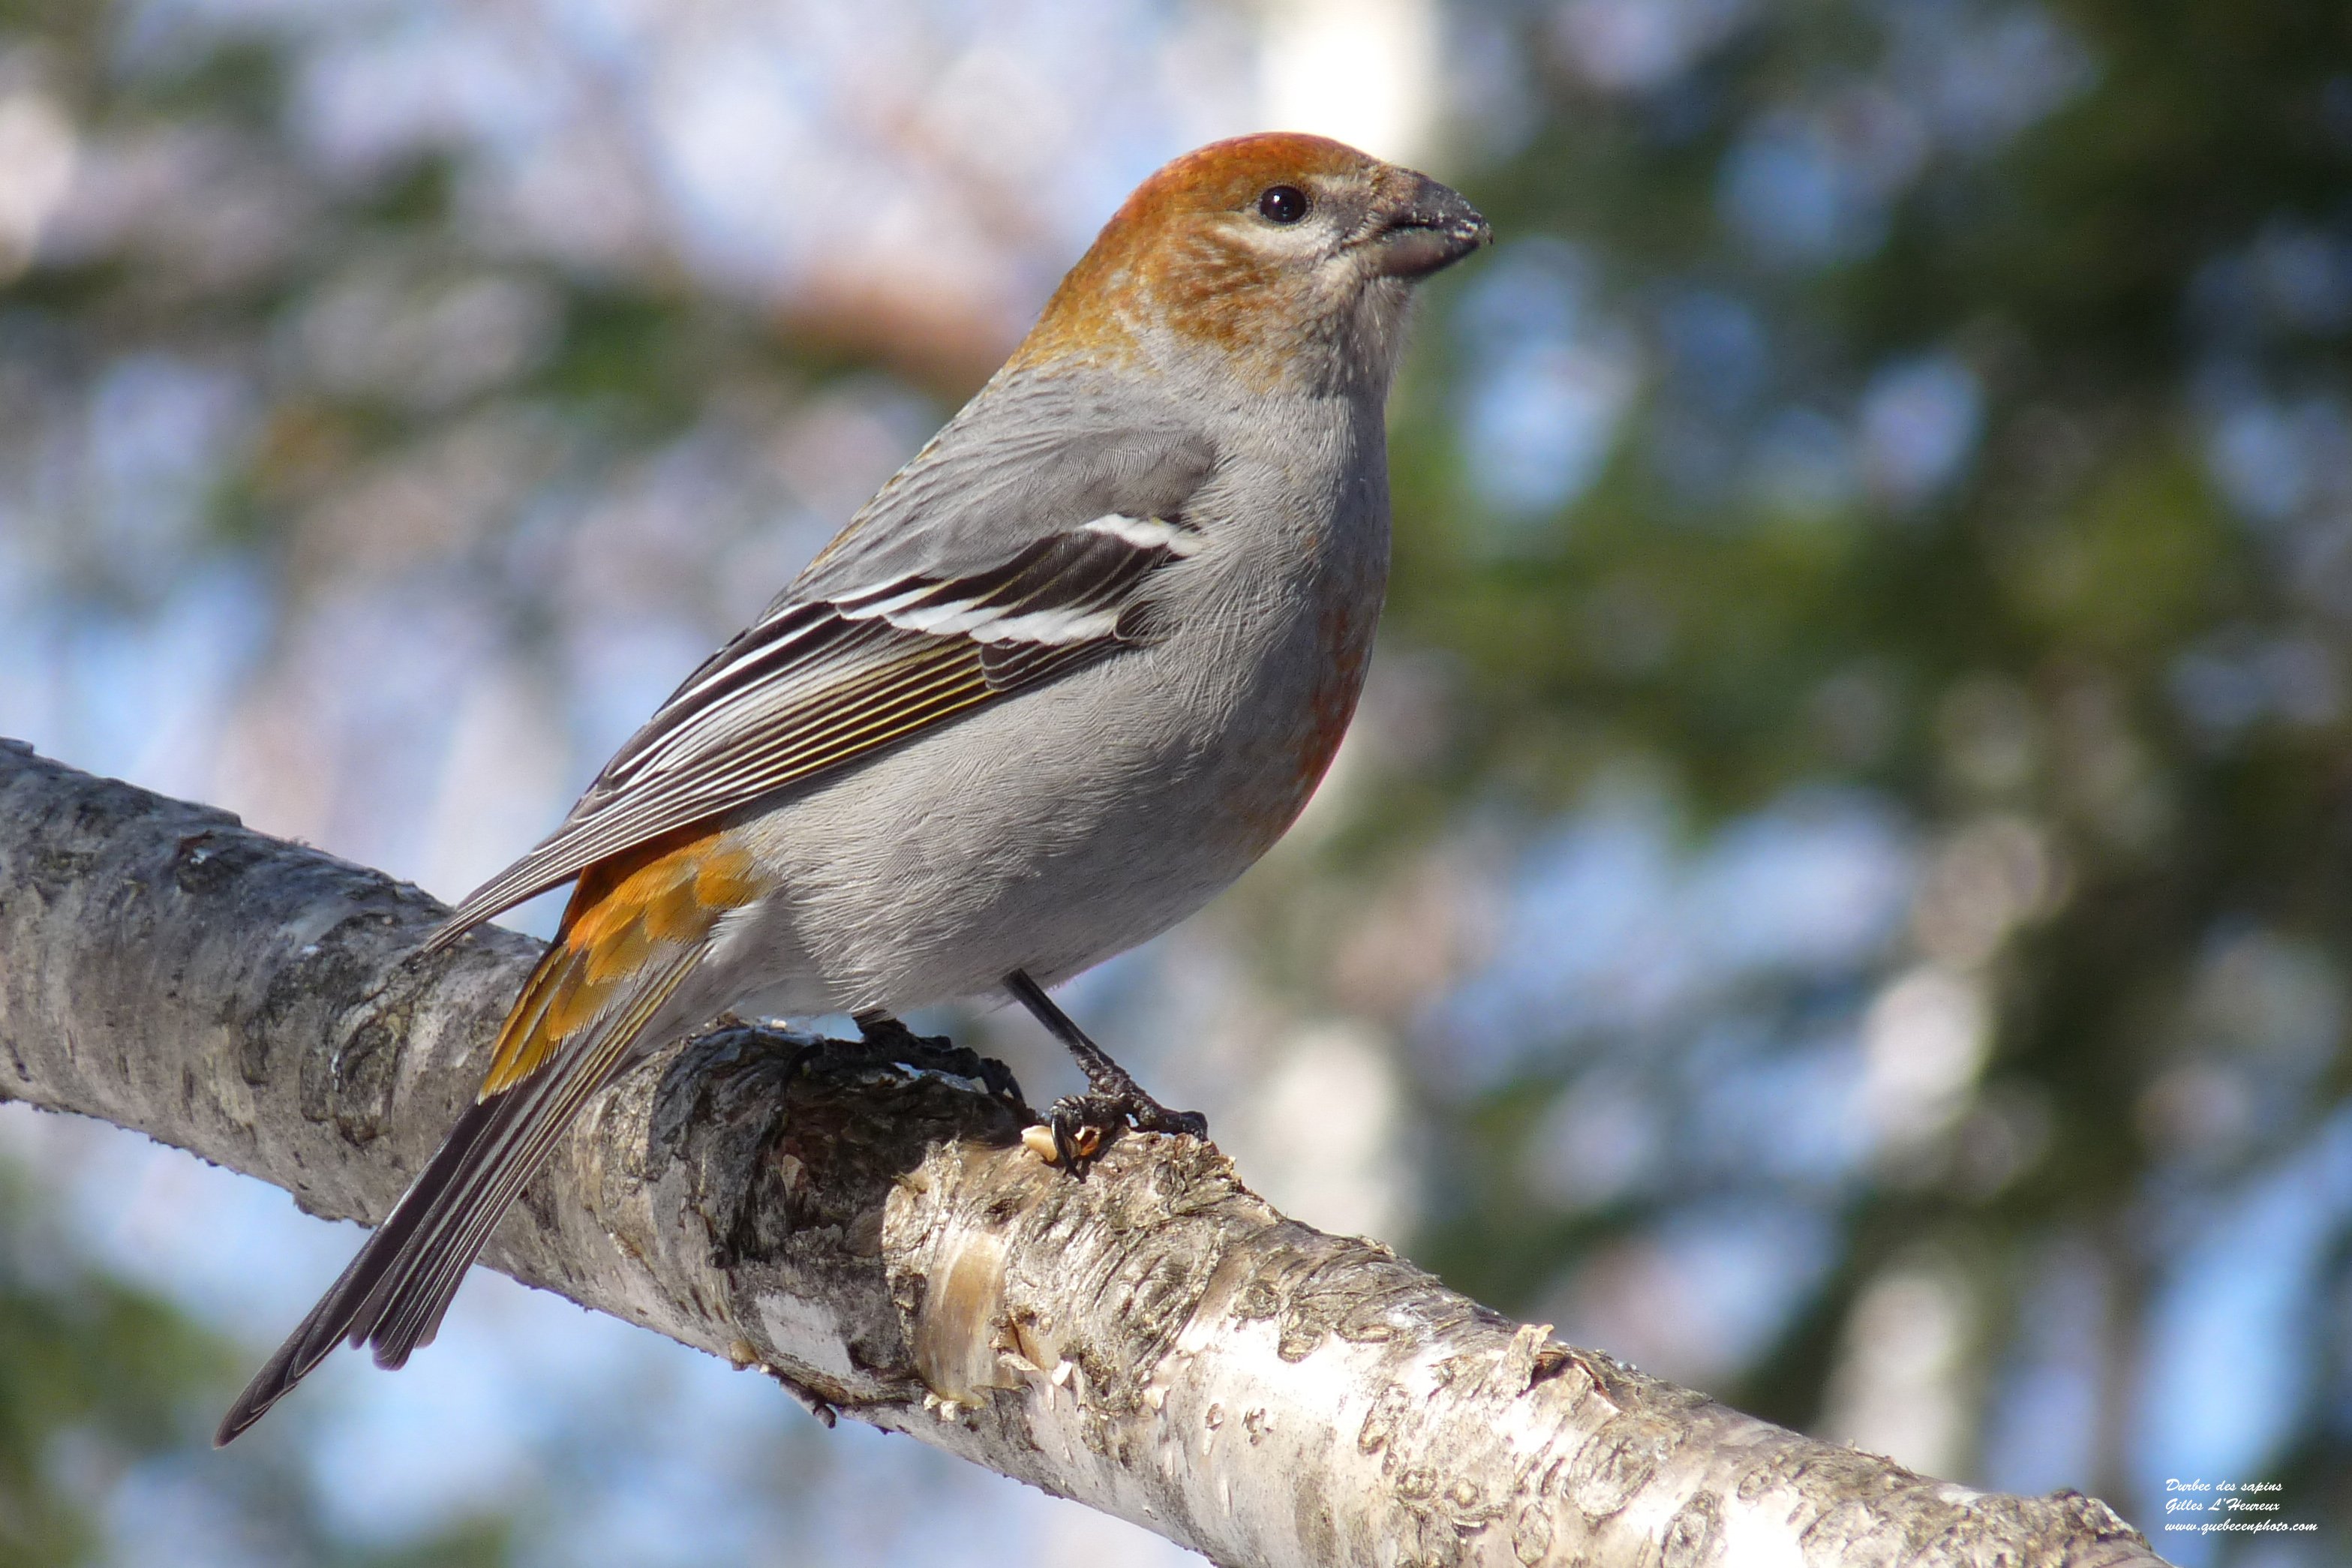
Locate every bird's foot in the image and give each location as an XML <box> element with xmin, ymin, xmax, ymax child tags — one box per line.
<box><xmin>997</xmin><ymin>969</ymin><xmax>1206</xmax><ymax>1171</ymax></box>
<box><xmin>1044</xmin><ymin>1083</ymin><xmax>1209</xmax><ymax>1172</ymax></box>
<box><xmin>852</xmin><ymin>1013</ymin><xmax>1026</xmax><ymax>1107</ymax></box>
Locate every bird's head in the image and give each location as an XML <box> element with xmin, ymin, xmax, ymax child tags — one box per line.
<box><xmin>1016</xmin><ymin>133</ymin><xmax>1490</xmax><ymax>395</ymax></box>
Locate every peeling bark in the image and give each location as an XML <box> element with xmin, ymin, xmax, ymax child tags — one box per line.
<box><xmin>0</xmin><ymin>741</ymin><xmax>2166</xmax><ymax>1567</ymax></box>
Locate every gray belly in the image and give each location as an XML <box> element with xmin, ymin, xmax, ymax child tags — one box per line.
<box><xmin>716</xmin><ymin>607</ymin><xmax>1350</xmax><ymax>1016</ymax></box>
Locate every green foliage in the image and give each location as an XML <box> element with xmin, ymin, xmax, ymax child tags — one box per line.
<box><xmin>0</xmin><ymin>1161</ymin><xmax>224</xmax><ymax>1566</ymax></box>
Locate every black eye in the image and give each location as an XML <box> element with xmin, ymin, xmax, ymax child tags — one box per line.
<box><xmin>1257</xmin><ymin>185</ymin><xmax>1309</xmax><ymax>224</ymax></box>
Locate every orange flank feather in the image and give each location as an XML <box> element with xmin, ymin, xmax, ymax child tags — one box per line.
<box><xmin>479</xmin><ymin>828</ymin><xmax>758</xmax><ymax>1097</ymax></box>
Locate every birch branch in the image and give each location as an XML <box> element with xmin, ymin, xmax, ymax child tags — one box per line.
<box><xmin>0</xmin><ymin>740</ymin><xmax>2164</xmax><ymax>1568</ymax></box>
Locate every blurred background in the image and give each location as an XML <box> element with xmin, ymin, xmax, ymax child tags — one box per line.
<box><xmin>0</xmin><ymin>0</ymin><xmax>2347</xmax><ymax>1562</ymax></box>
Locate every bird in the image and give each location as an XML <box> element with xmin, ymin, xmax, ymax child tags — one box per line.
<box><xmin>216</xmin><ymin>131</ymin><xmax>1488</xmax><ymax>1444</ymax></box>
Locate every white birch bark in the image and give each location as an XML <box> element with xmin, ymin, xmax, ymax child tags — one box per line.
<box><xmin>0</xmin><ymin>740</ymin><xmax>2166</xmax><ymax>1567</ymax></box>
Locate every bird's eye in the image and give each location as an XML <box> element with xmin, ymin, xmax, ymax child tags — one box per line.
<box><xmin>1256</xmin><ymin>185</ymin><xmax>1309</xmax><ymax>224</ymax></box>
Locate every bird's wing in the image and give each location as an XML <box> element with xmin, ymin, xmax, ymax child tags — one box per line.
<box><xmin>786</xmin><ymin>379</ymin><xmax>1216</xmax><ymax>599</ymax></box>
<box><xmin>422</xmin><ymin>413</ymin><xmax>1214</xmax><ymax>951</ymax></box>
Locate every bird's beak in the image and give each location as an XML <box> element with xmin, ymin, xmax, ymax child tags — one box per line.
<box><xmin>1366</xmin><ymin>171</ymin><xmax>1491</xmax><ymax>279</ymax></box>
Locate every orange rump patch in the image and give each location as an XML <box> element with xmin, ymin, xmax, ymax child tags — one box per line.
<box><xmin>478</xmin><ymin>826</ymin><xmax>758</xmax><ymax>1098</ymax></box>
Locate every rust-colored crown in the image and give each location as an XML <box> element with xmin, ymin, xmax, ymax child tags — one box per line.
<box><xmin>1012</xmin><ymin>133</ymin><xmax>1389</xmax><ymax>375</ymax></box>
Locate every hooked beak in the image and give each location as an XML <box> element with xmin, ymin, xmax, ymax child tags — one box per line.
<box><xmin>1366</xmin><ymin>170</ymin><xmax>1491</xmax><ymax>279</ymax></box>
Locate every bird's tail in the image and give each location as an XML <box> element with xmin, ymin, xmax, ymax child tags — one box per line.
<box><xmin>214</xmin><ymin>840</ymin><xmax>731</xmax><ymax>1444</ymax></box>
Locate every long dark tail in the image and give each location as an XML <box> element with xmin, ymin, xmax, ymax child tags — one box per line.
<box><xmin>215</xmin><ymin>951</ymin><xmax>699</xmax><ymax>1444</ymax></box>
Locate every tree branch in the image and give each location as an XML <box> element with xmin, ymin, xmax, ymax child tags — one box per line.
<box><xmin>0</xmin><ymin>740</ymin><xmax>2163</xmax><ymax>1567</ymax></box>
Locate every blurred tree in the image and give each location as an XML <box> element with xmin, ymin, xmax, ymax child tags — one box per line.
<box><xmin>1309</xmin><ymin>0</ymin><xmax>2352</xmax><ymax>1554</ymax></box>
<box><xmin>0</xmin><ymin>1162</ymin><xmax>220</xmax><ymax>1566</ymax></box>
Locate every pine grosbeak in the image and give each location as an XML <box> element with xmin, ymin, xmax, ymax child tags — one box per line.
<box><xmin>219</xmin><ymin>131</ymin><xmax>1488</xmax><ymax>1441</ymax></box>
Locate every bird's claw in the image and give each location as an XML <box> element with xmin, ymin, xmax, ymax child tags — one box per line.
<box><xmin>1044</xmin><ymin>1090</ymin><xmax>1209</xmax><ymax>1173</ymax></box>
